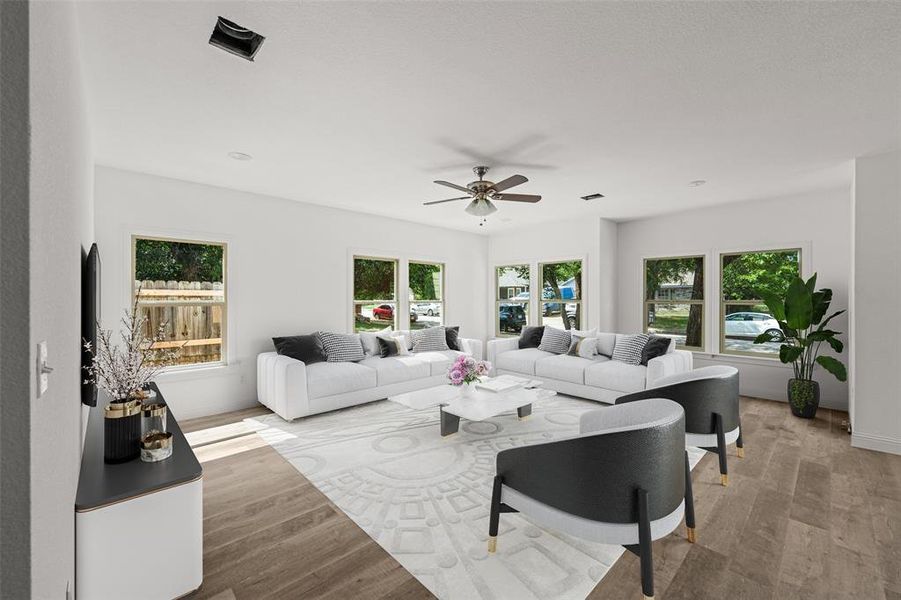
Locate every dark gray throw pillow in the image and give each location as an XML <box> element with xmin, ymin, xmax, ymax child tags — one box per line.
<box><xmin>377</xmin><ymin>335</ymin><xmax>406</xmax><ymax>358</ymax></box>
<box><xmin>518</xmin><ymin>326</ymin><xmax>545</xmax><ymax>349</ymax></box>
<box><xmin>445</xmin><ymin>326</ymin><xmax>461</xmax><ymax>351</ymax></box>
<box><xmin>272</xmin><ymin>334</ymin><xmax>326</xmax><ymax>364</ymax></box>
<box><xmin>641</xmin><ymin>335</ymin><xmax>672</xmax><ymax>366</ymax></box>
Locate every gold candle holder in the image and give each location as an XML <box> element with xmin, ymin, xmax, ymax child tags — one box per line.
<box><xmin>140</xmin><ymin>431</ymin><xmax>173</xmax><ymax>462</ymax></box>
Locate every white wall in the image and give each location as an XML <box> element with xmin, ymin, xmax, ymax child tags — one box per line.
<box><xmin>29</xmin><ymin>1</ymin><xmax>94</xmax><ymax>597</ymax></box>
<box><xmin>94</xmin><ymin>166</ymin><xmax>489</xmax><ymax>419</ymax></box>
<box><xmin>487</xmin><ymin>217</ymin><xmax>618</xmax><ymax>335</ymax></box>
<box><xmin>851</xmin><ymin>150</ymin><xmax>901</xmax><ymax>454</ymax></box>
<box><xmin>617</xmin><ymin>188</ymin><xmax>852</xmax><ymax>410</ymax></box>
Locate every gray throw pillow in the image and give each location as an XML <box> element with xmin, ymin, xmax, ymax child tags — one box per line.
<box><xmin>611</xmin><ymin>333</ymin><xmax>650</xmax><ymax>365</ymax></box>
<box><xmin>538</xmin><ymin>326</ymin><xmax>572</xmax><ymax>354</ymax></box>
<box><xmin>318</xmin><ymin>331</ymin><xmax>365</xmax><ymax>362</ymax></box>
<box><xmin>411</xmin><ymin>326</ymin><xmax>449</xmax><ymax>352</ymax></box>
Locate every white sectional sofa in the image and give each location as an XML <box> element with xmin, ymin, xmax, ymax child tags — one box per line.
<box><xmin>487</xmin><ymin>335</ymin><xmax>692</xmax><ymax>404</ymax></box>
<box><xmin>258</xmin><ymin>336</ymin><xmax>483</xmax><ymax>421</ymax></box>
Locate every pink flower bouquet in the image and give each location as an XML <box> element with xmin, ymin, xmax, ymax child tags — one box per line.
<box><xmin>447</xmin><ymin>355</ymin><xmax>491</xmax><ymax>386</ymax></box>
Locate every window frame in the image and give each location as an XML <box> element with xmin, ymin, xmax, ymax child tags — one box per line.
<box><xmin>643</xmin><ymin>255</ymin><xmax>706</xmax><ymax>352</ymax></box>
<box><xmin>352</xmin><ymin>255</ymin><xmax>400</xmax><ymax>332</ymax></box>
<box><xmin>494</xmin><ymin>264</ymin><xmax>531</xmax><ymax>337</ymax></box>
<box><xmin>537</xmin><ymin>259</ymin><xmax>584</xmax><ymax>330</ymax></box>
<box><xmin>408</xmin><ymin>260</ymin><xmax>446</xmax><ymax>330</ymax></box>
<box><xmin>131</xmin><ymin>234</ymin><xmax>228</xmax><ymax>370</ymax></box>
<box><xmin>718</xmin><ymin>247</ymin><xmax>802</xmax><ymax>358</ymax></box>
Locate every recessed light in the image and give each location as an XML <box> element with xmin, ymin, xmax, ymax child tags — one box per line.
<box><xmin>688</xmin><ymin>180</ymin><xmax>707</xmax><ymax>187</ymax></box>
<box><xmin>580</xmin><ymin>193</ymin><xmax>605</xmax><ymax>201</ymax></box>
<box><xmin>228</xmin><ymin>151</ymin><xmax>253</xmax><ymax>161</ymax></box>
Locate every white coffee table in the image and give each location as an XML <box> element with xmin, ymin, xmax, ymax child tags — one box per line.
<box><xmin>388</xmin><ymin>377</ymin><xmax>556</xmax><ymax>436</ymax></box>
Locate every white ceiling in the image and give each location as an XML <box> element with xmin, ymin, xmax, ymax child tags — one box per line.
<box><xmin>76</xmin><ymin>1</ymin><xmax>901</xmax><ymax>234</ymax></box>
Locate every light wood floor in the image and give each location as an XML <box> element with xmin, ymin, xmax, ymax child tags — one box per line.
<box><xmin>182</xmin><ymin>398</ymin><xmax>901</xmax><ymax>600</ymax></box>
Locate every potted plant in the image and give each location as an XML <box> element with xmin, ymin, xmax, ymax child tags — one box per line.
<box><xmin>754</xmin><ymin>273</ymin><xmax>847</xmax><ymax>418</ymax></box>
<box><xmin>84</xmin><ymin>293</ymin><xmax>181</xmax><ymax>462</ymax></box>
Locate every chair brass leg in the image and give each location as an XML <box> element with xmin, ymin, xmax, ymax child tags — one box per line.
<box><xmin>488</xmin><ymin>476</ymin><xmax>502</xmax><ymax>554</ymax></box>
<box><xmin>721</xmin><ymin>473</ymin><xmax>729</xmax><ymax>486</ymax></box>
<box><xmin>687</xmin><ymin>527</ymin><xmax>696</xmax><ymax>544</ymax></box>
<box><xmin>737</xmin><ymin>447</ymin><xmax>745</xmax><ymax>459</ymax></box>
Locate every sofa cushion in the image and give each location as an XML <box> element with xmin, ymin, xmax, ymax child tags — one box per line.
<box><xmin>359</xmin><ymin>356</ymin><xmax>430</xmax><ymax>386</ymax></box>
<box><xmin>411</xmin><ymin>326</ymin><xmax>450</xmax><ymax>352</ymax></box>
<box><xmin>445</xmin><ymin>326</ymin><xmax>461</xmax><ymax>351</ymax></box>
<box><xmin>518</xmin><ymin>326</ymin><xmax>545</xmax><ymax>349</ymax></box>
<box><xmin>306</xmin><ymin>361</ymin><xmax>378</xmax><ymax>399</ymax></box>
<box><xmin>535</xmin><ymin>354</ymin><xmax>596</xmax><ymax>385</ymax></box>
<box><xmin>318</xmin><ymin>331</ymin><xmax>366</xmax><ymax>362</ymax></box>
<box><xmin>585</xmin><ymin>360</ymin><xmax>647</xmax><ymax>393</ymax></box>
<box><xmin>612</xmin><ymin>333</ymin><xmax>650</xmax><ymax>365</ymax></box>
<box><xmin>413</xmin><ymin>350</ymin><xmax>465</xmax><ymax>376</ymax></box>
<box><xmin>641</xmin><ymin>335</ymin><xmax>672</xmax><ymax>366</ymax></box>
<box><xmin>496</xmin><ymin>348</ymin><xmax>554</xmax><ymax>375</ymax></box>
<box><xmin>272</xmin><ymin>334</ymin><xmax>326</xmax><ymax>364</ymax></box>
<box><xmin>538</xmin><ymin>326</ymin><xmax>572</xmax><ymax>354</ymax></box>
<box><xmin>596</xmin><ymin>332</ymin><xmax>617</xmax><ymax>357</ymax></box>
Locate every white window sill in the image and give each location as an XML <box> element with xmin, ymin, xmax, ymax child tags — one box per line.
<box><xmin>154</xmin><ymin>362</ymin><xmax>236</xmax><ymax>382</ymax></box>
<box><xmin>691</xmin><ymin>351</ymin><xmax>790</xmax><ymax>368</ymax></box>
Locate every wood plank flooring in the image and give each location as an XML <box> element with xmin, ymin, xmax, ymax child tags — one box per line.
<box><xmin>182</xmin><ymin>398</ymin><xmax>901</xmax><ymax>600</ymax></box>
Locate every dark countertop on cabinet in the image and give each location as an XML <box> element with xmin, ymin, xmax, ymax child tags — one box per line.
<box><xmin>75</xmin><ymin>383</ymin><xmax>202</xmax><ymax>512</ymax></box>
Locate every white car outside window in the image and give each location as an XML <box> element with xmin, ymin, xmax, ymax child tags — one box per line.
<box><xmin>724</xmin><ymin>312</ymin><xmax>784</xmax><ymax>340</ymax></box>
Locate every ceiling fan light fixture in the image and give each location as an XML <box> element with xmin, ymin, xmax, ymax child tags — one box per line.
<box><xmin>464</xmin><ymin>198</ymin><xmax>497</xmax><ymax>217</ymax></box>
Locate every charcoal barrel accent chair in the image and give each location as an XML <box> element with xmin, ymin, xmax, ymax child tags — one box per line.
<box><xmin>617</xmin><ymin>365</ymin><xmax>743</xmax><ymax>491</ymax></box>
<box><xmin>488</xmin><ymin>399</ymin><xmax>694</xmax><ymax>599</ymax></box>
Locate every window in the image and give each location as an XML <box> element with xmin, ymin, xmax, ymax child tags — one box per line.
<box><xmin>644</xmin><ymin>256</ymin><xmax>705</xmax><ymax>351</ymax></box>
<box><xmin>353</xmin><ymin>256</ymin><xmax>398</xmax><ymax>332</ymax></box>
<box><xmin>539</xmin><ymin>260</ymin><xmax>582</xmax><ymax>330</ymax></box>
<box><xmin>409</xmin><ymin>261</ymin><xmax>444</xmax><ymax>330</ymax></box>
<box><xmin>720</xmin><ymin>249</ymin><xmax>801</xmax><ymax>356</ymax></box>
<box><xmin>495</xmin><ymin>265</ymin><xmax>530</xmax><ymax>337</ymax></box>
<box><xmin>132</xmin><ymin>236</ymin><xmax>226</xmax><ymax>367</ymax></box>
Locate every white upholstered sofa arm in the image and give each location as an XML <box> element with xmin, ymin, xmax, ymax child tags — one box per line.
<box><xmin>646</xmin><ymin>350</ymin><xmax>693</xmax><ymax>388</ymax></box>
<box><xmin>458</xmin><ymin>337</ymin><xmax>483</xmax><ymax>360</ymax></box>
<box><xmin>487</xmin><ymin>338</ymin><xmax>520</xmax><ymax>373</ymax></box>
<box><xmin>257</xmin><ymin>352</ymin><xmax>311</xmax><ymax>421</ymax></box>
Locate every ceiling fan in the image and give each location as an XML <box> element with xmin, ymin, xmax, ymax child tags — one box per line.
<box><xmin>424</xmin><ymin>166</ymin><xmax>541</xmax><ymax>218</ymax></box>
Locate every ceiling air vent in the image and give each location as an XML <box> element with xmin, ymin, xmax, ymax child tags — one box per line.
<box><xmin>580</xmin><ymin>193</ymin><xmax>605</xmax><ymax>201</ymax></box>
<box><xmin>209</xmin><ymin>17</ymin><xmax>265</xmax><ymax>61</ymax></box>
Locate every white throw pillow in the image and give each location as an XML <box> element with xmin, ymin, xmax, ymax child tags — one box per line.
<box><xmin>393</xmin><ymin>330</ymin><xmax>415</xmax><ymax>351</ymax></box>
<box><xmin>360</xmin><ymin>326</ymin><xmax>393</xmax><ymax>356</ymax></box>
<box><xmin>568</xmin><ymin>334</ymin><xmax>599</xmax><ymax>358</ymax></box>
<box><xmin>571</xmin><ymin>328</ymin><xmax>598</xmax><ymax>339</ymax></box>
<box><xmin>595</xmin><ymin>332</ymin><xmax>617</xmax><ymax>357</ymax></box>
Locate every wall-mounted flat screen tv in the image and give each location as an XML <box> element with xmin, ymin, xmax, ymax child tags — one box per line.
<box><xmin>81</xmin><ymin>243</ymin><xmax>100</xmax><ymax>406</ymax></box>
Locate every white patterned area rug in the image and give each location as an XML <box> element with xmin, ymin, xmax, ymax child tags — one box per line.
<box><xmin>248</xmin><ymin>395</ymin><xmax>705</xmax><ymax>600</ymax></box>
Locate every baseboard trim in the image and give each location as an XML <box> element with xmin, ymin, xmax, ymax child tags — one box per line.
<box><xmin>851</xmin><ymin>432</ymin><xmax>901</xmax><ymax>456</ymax></box>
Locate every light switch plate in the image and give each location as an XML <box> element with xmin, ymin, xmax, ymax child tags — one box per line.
<box><xmin>37</xmin><ymin>341</ymin><xmax>49</xmax><ymax>397</ymax></box>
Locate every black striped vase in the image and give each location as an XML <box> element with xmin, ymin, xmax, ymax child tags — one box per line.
<box><xmin>104</xmin><ymin>399</ymin><xmax>142</xmax><ymax>463</ymax></box>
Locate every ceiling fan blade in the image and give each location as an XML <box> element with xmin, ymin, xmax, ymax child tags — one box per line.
<box><xmin>492</xmin><ymin>174</ymin><xmax>528</xmax><ymax>192</ymax></box>
<box><xmin>433</xmin><ymin>180</ymin><xmax>473</xmax><ymax>194</ymax></box>
<box><xmin>423</xmin><ymin>196</ymin><xmax>471</xmax><ymax>206</ymax></box>
<box><xmin>495</xmin><ymin>193</ymin><xmax>541</xmax><ymax>203</ymax></box>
